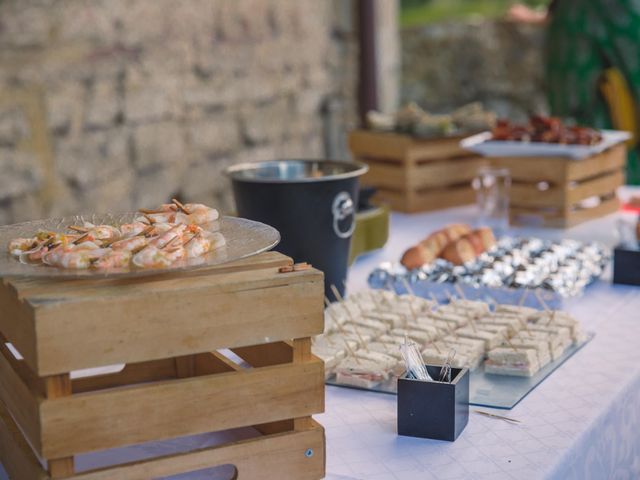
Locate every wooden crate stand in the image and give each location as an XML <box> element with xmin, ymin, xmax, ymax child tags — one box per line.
<box><xmin>0</xmin><ymin>252</ymin><xmax>326</xmax><ymax>479</ymax></box>
<box><xmin>349</xmin><ymin>130</ymin><xmax>488</xmax><ymax>213</ymax></box>
<box><xmin>491</xmin><ymin>143</ymin><xmax>626</xmax><ymax>228</ymax></box>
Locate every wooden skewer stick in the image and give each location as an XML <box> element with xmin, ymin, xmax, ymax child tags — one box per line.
<box><xmin>172</xmin><ymin>198</ymin><xmax>192</xmax><ymax>214</ymax></box>
<box><xmin>454</xmin><ymin>283</ymin><xmax>466</xmax><ymax>300</ymax></box>
<box><xmin>518</xmin><ymin>289</ymin><xmax>529</xmax><ymax>307</ymax></box>
<box><xmin>473</xmin><ymin>410</ymin><xmax>521</xmax><ymax>424</ymax></box>
<box><xmin>505</xmin><ymin>337</ymin><xmax>519</xmax><ymax>352</ymax></box>
<box><xmin>323</xmin><ymin>297</ymin><xmax>361</xmax><ymax>363</ymax></box>
<box><xmin>400</xmin><ymin>277</ymin><xmax>416</xmax><ymax>297</ymax></box>
<box><xmin>330</xmin><ymin>284</ymin><xmax>345</xmax><ymax>303</ymax></box>
<box><xmin>533</xmin><ymin>289</ymin><xmax>550</xmax><ymax>312</ymax></box>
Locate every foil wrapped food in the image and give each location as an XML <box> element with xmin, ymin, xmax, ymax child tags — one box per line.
<box><xmin>368</xmin><ymin>237</ymin><xmax>611</xmax><ymax>298</ymax></box>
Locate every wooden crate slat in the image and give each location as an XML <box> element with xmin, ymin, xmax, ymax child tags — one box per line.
<box><xmin>0</xmin><ymin>337</ymin><xmax>42</xmax><ymax>455</ymax></box>
<box><xmin>565</xmin><ymin>144</ymin><xmax>626</xmax><ymax>181</ymax></box>
<box><xmin>510</xmin><ymin>169</ymin><xmax>623</xmax><ymax>209</ymax></box>
<box><xmin>490</xmin><ymin>156</ymin><xmax>569</xmax><ymax>182</ymax></box>
<box><xmin>0</xmin><ymin>279</ymin><xmax>38</xmax><ymax>373</ymax></box>
<box><xmin>360</xmin><ymin>159</ymin><xmax>407</xmax><ymax>190</ymax></box>
<box><xmin>561</xmin><ymin>195</ymin><xmax>620</xmax><ymax>228</ymax></box>
<box><xmin>39</xmin><ymin>359</ymin><xmax>324</xmax><ymax>459</ymax></box>
<box><xmin>510</xmin><ymin>183</ymin><xmax>565</xmax><ymax>209</ymax></box>
<box><xmin>232</xmin><ymin>341</ymin><xmax>293</xmax><ymax>367</ymax></box>
<box><xmin>1</xmin><ymin>269</ymin><xmax>324</xmax><ymax>376</ymax></box>
<box><xmin>375</xmin><ymin>186</ymin><xmax>475</xmax><ymax>213</ymax></box>
<box><xmin>410</xmin><ymin>157</ymin><xmax>487</xmax><ymax>190</ymax></box>
<box><xmin>511</xmin><ymin>195</ymin><xmax>620</xmax><ymax>228</ymax></box>
<box><xmin>406</xmin><ymin>139</ymin><xmax>474</xmax><ymax>163</ymax></box>
<box><xmin>70</xmin><ymin>421</ymin><xmax>325</xmax><ymax>480</ymax></box>
<box><xmin>349</xmin><ymin>130</ymin><xmax>412</xmax><ymax>162</ymax></box>
<box><xmin>566</xmin><ymin>169</ymin><xmax>624</xmax><ymax>204</ymax></box>
<box><xmin>0</xmin><ymin>398</ymin><xmax>48</xmax><ymax>480</ymax></box>
<box><xmin>350</xmin><ymin>131</ymin><xmax>474</xmax><ymax>163</ymax></box>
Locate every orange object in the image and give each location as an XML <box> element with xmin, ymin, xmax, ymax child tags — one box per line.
<box><xmin>401</xmin><ymin>224</ymin><xmax>471</xmax><ymax>269</ymax></box>
<box><xmin>440</xmin><ymin>228</ymin><xmax>497</xmax><ymax>265</ymax></box>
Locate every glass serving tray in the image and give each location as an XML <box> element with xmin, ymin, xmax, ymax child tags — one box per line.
<box><xmin>326</xmin><ymin>332</ymin><xmax>594</xmax><ymax>410</ymax></box>
<box><xmin>0</xmin><ymin>214</ymin><xmax>280</xmax><ymax>279</ymax></box>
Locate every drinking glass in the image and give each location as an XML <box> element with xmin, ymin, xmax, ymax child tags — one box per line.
<box><xmin>473</xmin><ymin>166</ymin><xmax>511</xmax><ymax>236</ymax></box>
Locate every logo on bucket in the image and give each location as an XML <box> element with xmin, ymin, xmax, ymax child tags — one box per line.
<box><xmin>332</xmin><ymin>192</ymin><xmax>356</xmax><ymax>239</ymax></box>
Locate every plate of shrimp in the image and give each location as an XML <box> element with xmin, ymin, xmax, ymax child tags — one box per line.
<box><xmin>0</xmin><ymin>200</ymin><xmax>280</xmax><ymax>278</ymax></box>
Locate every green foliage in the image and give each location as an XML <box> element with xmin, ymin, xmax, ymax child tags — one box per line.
<box><xmin>400</xmin><ymin>0</ymin><xmax>551</xmax><ymax>28</ymax></box>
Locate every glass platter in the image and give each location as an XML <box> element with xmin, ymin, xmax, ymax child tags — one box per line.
<box><xmin>0</xmin><ymin>214</ymin><xmax>280</xmax><ymax>279</ymax></box>
<box><xmin>326</xmin><ymin>332</ymin><xmax>594</xmax><ymax>410</ymax></box>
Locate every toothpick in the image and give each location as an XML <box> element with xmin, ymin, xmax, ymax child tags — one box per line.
<box><xmin>330</xmin><ymin>284</ymin><xmax>345</xmax><ymax>303</ymax></box>
<box><xmin>533</xmin><ymin>289</ymin><xmax>550</xmax><ymax>312</ymax></box>
<box><xmin>400</xmin><ymin>277</ymin><xmax>415</xmax><ymax>297</ymax></box>
<box><xmin>518</xmin><ymin>289</ymin><xmax>529</xmax><ymax>307</ymax></box>
<box><xmin>473</xmin><ymin>410</ymin><xmax>521</xmax><ymax>424</ymax></box>
<box><xmin>505</xmin><ymin>337</ymin><xmax>519</xmax><ymax>352</ymax></box>
<box><xmin>454</xmin><ymin>283</ymin><xmax>466</xmax><ymax>300</ymax></box>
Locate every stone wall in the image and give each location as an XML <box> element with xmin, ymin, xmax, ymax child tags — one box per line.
<box><xmin>401</xmin><ymin>19</ymin><xmax>547</xmax><ymax>120</ymax></box>
<box><xmin>0</xmin><ymin>0</ymin><xmax>358</xmax><ymax>225</ymax></box>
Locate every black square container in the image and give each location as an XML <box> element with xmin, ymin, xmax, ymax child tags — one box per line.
<box><xmin>397</xmin><ymin>365</ymin><xmax>469</xmax><ymax>442</ymax></box>
<box><xmin>613</xmin><ymin>245</ymin><xmax>640</xmax><ymax>286</ymax></box>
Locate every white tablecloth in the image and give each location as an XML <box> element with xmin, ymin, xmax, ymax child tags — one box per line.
<box><xmin>322</xmin><ymin>191</ymin><xmax>640</xmax><ymax>480</ymax></box>
<box><xmin>2</xmin><ymin>192</ymin><xmax>640</xmax><ymax>480</ymax></box>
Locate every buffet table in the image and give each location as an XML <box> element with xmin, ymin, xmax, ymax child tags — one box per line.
<box><xmin>322</xmin><ymin>190</ymin><xmax>640</xmax><ymax>480</ymax></box>
<box><xmin>1</xmin><ymin>193</ymin><xmax>639</xmax><ymax>480</ymax></box>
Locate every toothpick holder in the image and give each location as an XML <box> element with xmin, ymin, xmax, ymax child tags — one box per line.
<box><xmin>397</xmin><ymin>365</ymin><xmax>469</xmax><ymax>442</ymax></box>
<box><xmin>613</xmin><ymin>244</ymin><xmax>640</xmax><ymax>286</ymax></box>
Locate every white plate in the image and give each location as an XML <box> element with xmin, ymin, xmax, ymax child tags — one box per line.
<box><xmin>460</xmin><ymin>129</ymin><xmax>631</xmax><ymax>159</ymax></box>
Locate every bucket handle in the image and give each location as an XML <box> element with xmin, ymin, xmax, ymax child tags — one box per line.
<box><xmin>332</xmin><ymin>192</ymin><xmax>356</xmax><ymax>239</ymax></box>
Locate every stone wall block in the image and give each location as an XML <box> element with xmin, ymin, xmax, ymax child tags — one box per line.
<box><xmin>132</xmin><ymin>121</ymin><xmax>186</xmax><ymax>171</ymax></box>
<box><xmin>55</xmin><ymin>128</ymin><xmax>129</xmax><ymax>188</ymax></box>
<box><xmin>240</xmin><ymin>96</ymin><xmax>290</xmax><ymax>145</ymax></box>
<box><xmin>0</xmin><ymin>149</ymin><xmax>43</xmax><ymax>201</ymax></box>
<box><xmin>188</xmin><ymin>116</ymin><xmax>240</xmax><ymax>158</ymax></box>
<box><xmin>124</xmin><ymin>69</ymin><xmax>181</xmax><ymax>124</ymax></box>
<box><xmin>0</xmin><ymin>106</ymin><xmax>30</xmax><ymax>147</ymax></box>
<box><xmin>85</xmin><ymin>78</ymin><xmax>121</xmax><ymax>130</ymax></box>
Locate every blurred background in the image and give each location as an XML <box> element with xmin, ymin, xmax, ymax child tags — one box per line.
<box><xmin>2</xmin><ymin>0</ymin><xmax>631</xmax><ymax>225</ymax></box>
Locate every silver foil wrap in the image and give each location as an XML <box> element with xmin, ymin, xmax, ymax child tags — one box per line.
<box><xmin>368</xmin><ymin>237</ymin><xmax>611</xmax><ymax>299</ymax></box>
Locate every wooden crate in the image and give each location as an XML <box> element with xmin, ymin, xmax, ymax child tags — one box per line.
<box><xmin>491</xmin><ymin>143</ymin><xmax>626</xmax><ymax>228</ymax></box>
<box><xmin>349</xmin><ymin>130</ymin><xmax>488</xmax><ymax>213</ymax></box>
<box><xmin>0</xmin><ymin>251</ymin><xmax>326</xmax><ymax>480</ymax></box>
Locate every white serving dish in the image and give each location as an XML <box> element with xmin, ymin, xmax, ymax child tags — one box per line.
<box><xmin>460</xmin><ymin>129</ymin><xmax>631</xmax><ymax>160</ymax></box>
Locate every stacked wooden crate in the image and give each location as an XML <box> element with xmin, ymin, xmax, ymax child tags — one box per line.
<box><xmin>492</xmin><ymin>143</ymin><xmax>626</xmax><ymax>228</ymax></box>
<box><xmin>0</xmin><ymin>251</ymin><xmax>325</xmax><ymax>479</ymax></box>
<box><xmin>349</xmin><ymin>130</ymin><xmax>487</xmax><ymax>213</ymax></box>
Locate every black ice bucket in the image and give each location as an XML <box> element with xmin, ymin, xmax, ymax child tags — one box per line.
<box><xmin>225</xmin><ymin>159</ymin><xmax>368</xmax><ymax>302</ymax></box>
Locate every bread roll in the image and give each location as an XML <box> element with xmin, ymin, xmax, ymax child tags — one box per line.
<box><xmin>400</xmin><ymin>224</ymin><xmax>471</xmax><ymax>269</ymax></box>
<box><xmin>440</xmin><ymin>227</ymin><xmax>497</xmax><ymax>265</ymax></box>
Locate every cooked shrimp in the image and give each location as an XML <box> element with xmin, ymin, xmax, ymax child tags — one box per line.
<box><xmin>70</xmin><ymin>224</ymin><xmax>121</xmax><ymax>243</ymax></box>
<box><xmin>149</xmin><ymin>224</ymin><xmax>187</xmax><ymax>248</ymax></box>
<box><xmin>8</xmin><ymin>238</ymin><xmax>39</xmax><ymax>257</ymax></box>
<box><xmin>92</xmin><ymin>250</ymin><xmax>132</xmax><ymax>269</ymax></box>
<box><xmin>205</xmin><ymin>231</ymin><xmax>226</xmax><ymax>250</ymax></box>
<box><xmin>184</xmin><ymin>232</ymin><xmax>211</xmax><ymax>259</ymax></box>
<box><xmin>172</xmin><ymin>199</ymin><xmax>219</xmax><ymax>225</ymax></box>
<box><xmin>44</xmin><ymin>246</ymin><xmax>108</xmax><ymax>269</ymax></box>
<box><xmin>132</xmin><ymin>243</ymin><xmax>186</xmax><ymax>268</ymax></box>
<box><xmin>120</xmin><ymin>221</ymin><xmax>150</xmax><ymax>238</ymax></box>
<box><xmin>110</xmin><ymin>236</ymin><xmax>148</xmax><ymax>252</ymax></box>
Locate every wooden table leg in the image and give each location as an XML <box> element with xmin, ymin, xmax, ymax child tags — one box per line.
<box><xmin>45</xmin><ymin>374</ymin><xmax>74</xmax><ymax>478</ymax></box>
